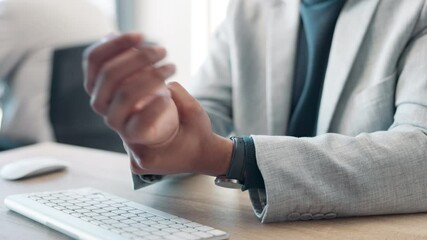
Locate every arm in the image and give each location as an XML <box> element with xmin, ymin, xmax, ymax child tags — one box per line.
<box><xmin>249</xmin><ymin>27</ymin><xmax>427</xmax><ymax>222</ymax></box>
<box><xmin>189</xmin><ymin>0</ymin><xmax>427</xmax><ymax>222</ymax></box>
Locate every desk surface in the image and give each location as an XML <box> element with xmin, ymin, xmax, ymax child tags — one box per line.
<box><xmin>1</xmin><ymin>143</ymin><xmax>427</xmax><ymax>240</ymax></box>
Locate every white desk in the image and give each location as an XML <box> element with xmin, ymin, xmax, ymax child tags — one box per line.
<box><xmin>1</xmin><ymin>143</ymin><xmax>427</xmax><ymax>239</ymax></box>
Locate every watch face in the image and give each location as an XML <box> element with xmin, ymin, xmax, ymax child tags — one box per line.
<box><xmin>214</xmin><ymin>176</ymin><xmax>243</xmax><ymax>189</ymax></box>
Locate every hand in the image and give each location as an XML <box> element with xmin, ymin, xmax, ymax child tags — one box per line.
<box><xmin>83</xmin><ymin>33</ymin><xmax>232</xmax><ymax>176</ymax></box>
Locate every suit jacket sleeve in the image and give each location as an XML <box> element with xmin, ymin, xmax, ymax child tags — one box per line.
<box><xmin>190</xmin><ymin>2</ymin><xmax>427</xmax><ymax>223</ymax></box>
<box><xmin>247</xmin><ymin>6</ymin><xmax>427</xmax><ymax>223</ymax></box>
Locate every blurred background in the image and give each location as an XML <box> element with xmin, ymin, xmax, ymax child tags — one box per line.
<box><xmin>0</xmin><ymin>0</ymin><xmax>229</xmax><ymax>152</ymax></box>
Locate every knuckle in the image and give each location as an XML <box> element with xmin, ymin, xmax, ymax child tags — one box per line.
<box><xmin>99</xmin><ymin>62</ymin><xmax>115</xmax><ymax>80</ymax></box>
<box><xmin>151</xmin><ymin>68</ymin><xmax>167</xmax><ymax>80</ymax></box>
<box><xmin>104</xmin><ymin>117</ymin><xmax>118</xmax><ymax>130</ymax></box>
<box><xmin>116</xmin><ymin>87</ymin><xmax>132</xmax><ymax>103</ymax></box>
<box><xmin>85</xmin><ymin>47</ymin><xmax>99</xmax><ymax>64</ymax></box>
<box><xmin>90</xmin><ymin>98</ymin><xmax>105</xmax><ymax>115</ymax></box>
<box><xmin>118</xmin><ymin>34</ymin><xmax>137</xmax><ymax>49</ymax></box>
<box><xmin>136</xmin><ymin>49</ymin><xmax>150</xmax><ymax>63</ymax></box>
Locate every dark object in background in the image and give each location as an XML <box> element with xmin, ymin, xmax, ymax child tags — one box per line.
<box><xmin>50</xmin><ymin>45</ymin><xmax>125</xmax><ymax>153</ymax></box>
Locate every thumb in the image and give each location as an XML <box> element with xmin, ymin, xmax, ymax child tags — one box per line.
<box><xmin>167</xmin><ymin>82</ymin><xmax>204</xmax><ymax>123</ymax></box>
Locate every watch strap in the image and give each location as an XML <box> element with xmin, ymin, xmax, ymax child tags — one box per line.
<box><xmin>226</xmin><ymin>136</ymin><xmax>246</xmax><ymax>183</ymax></box>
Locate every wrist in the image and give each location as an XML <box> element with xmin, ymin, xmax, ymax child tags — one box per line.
<box><xmin>202</xmin><ymin>134</ymin><xmax>233</xmax><ymax>176</ymax></box>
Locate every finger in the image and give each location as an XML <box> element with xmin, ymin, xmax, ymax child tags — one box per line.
<box><xmin>83</xmin><ymin>33</ymin><xmax>143</xmax><ymax>94</ymax></box>
<box><xmin>123</xmin><ymin>94</ymin><xmax>172</xmax><ymax>145</ymax></box>
<box><xmin>91</xmin><ymin>63</ymin><xmax>176</xmax><ymax>115</ymax></box>
<box><xmin>90</xmin><ymin>48</ymin><xmax>169</xmax><ymax>115</ymax></box>
<box><xmin>104</xmin><ymin>74</ymin><xmax>171</xmax><ymax>131</ymax></box>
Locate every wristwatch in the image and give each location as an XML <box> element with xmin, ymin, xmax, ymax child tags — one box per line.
<box><xmin>214</xmin><ymin>136</ymin><xmax>246</xmax><ymax>189</ymax></box>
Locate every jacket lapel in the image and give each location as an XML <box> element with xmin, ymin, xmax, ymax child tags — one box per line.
<box><xmin>317</xmin><ymin>0</ymin><xmax>380</xmax><ymax>134</ymax></box>
<box><xmin>266</xmin><ymin>0</ymin><xmax>300</xmax><ymax>135</ymax></box>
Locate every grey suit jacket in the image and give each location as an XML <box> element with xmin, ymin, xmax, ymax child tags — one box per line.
<box><xmin>134</xmin><ymin>0</ymin><xmax>427</xmax><ymax>223</ymax></box>
<box><xmin>189</xmin><ymin>0</ymin><xmax>427</xmax><ymax>222</ymax></box>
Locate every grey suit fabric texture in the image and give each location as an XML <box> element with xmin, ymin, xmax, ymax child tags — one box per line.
<box><xmin>189</xmin><ymin>0</ymin><xmax>427</xmax><ymax>223</ymax></box>
<box><xmin>134</xmin><ymin>0</ymin><xmax>427</xmax><ymax>223</ymax></box>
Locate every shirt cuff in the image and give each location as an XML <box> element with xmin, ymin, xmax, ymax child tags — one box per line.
<box><xmin>132</xmin><ymin>174</ymin><xmax>164</xmax><ymax>190</ymax></box>
<box><xmin>242</xmin><ymin>136</ymin><xmax>266</xmax><ymax>191</ymax></box>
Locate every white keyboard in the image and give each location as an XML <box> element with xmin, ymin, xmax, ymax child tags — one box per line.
<box><xmin>4</xmin><ymin>188</ymin><xmax>229</xmax><ymax>240</ymax></box>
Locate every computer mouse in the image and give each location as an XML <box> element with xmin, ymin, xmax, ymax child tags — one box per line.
<box><xmin>0</xmin><ymin>157</ymin><xmax>68</xmax><ymax>180</ymax></box>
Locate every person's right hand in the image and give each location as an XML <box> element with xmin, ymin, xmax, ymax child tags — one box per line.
<box><xmin>83</xmin><ymin>33</ymin><xmax>179</xmax><ymax>147</ymax></box>
<box><xmin>83</xmin><ymin>33</ymin><xmax>233</xmax><ymax>177</ymax></box>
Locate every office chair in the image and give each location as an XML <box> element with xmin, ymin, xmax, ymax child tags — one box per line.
<box><xmin>0</xmin><ymin>79</ymin><xmax>35</xmax><ymax>151</ymax></box>
<box><xmin>50</xmin><ymin>45</ymin><xmax>125</xmax><ymax>153</ymax></box>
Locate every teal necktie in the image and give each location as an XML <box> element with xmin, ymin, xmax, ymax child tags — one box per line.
<box><xmin>287</xmin><ymin>0</ymin><xmax>344</xmax><ymax>137</ymax></box>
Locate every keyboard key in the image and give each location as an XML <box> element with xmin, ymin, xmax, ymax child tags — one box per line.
<box><xmin>110</xmin><ymin>228</ymin><xmax>125</xmax><ymax>234</ymax></box>
<box><xmin>104</xmin><ymin>207</ymin><xmax>117</xmax><ymax>211</ymax></box>
<box><xmin>122</xmin><ymin>213</ymin><xmax>137</xmax><ymax>218</ymax></box>
<box><xmin>53</xmin><ymin>206</ymin><xmax>65</xmax><ymax>211</ymax></box>
<box><xmin>101</xmin><ymin>212</ymin><xmax>117</xmax><ymax>217</ymax></box>
<box><xmin>192</xmin><ymin>231</ymin><xmax>214</xmax><ymax>238</ymax></box>
<box><xmin>120</xmin><ymin>232</ymin><xmax>135</xmax><ymax>238</ymax></box>
<box><xmin>66</xmin><ymin>205</ymin><xmax>81</xmax><ymax>210</ymax></box>
<box><xmin>172</xmin><ymin>218</ymin><xmax>191</xmax><ymax>224</ymax></box>
<box><xmin>153</xmin><ymin>231</ymin><xmax>170</xmax><ymax>236</ymax></box>
<box><xmin>99</xmin><ymin>224</ymin><xmax>113</xmax><ymax>230</ymax></box>
<box><xmin>182</xmin><ymin>228</ymin><xmax>197</xmax><ymax>233</ymax></box>
<box><xmin>112</xmin><ymin>222</ymin><xmax>128</xmax><ymax>228</ymax></box>
<box><xmin>142</xmin><ymin>226</ymin><xmax>157</xmax><ymax>232</ymax></box>
<box><xmin>164</xmin><ymin>235</ymin><xmax>187</xmax><ymax>240</ymax></box>
<box><xmin>159</xmin><ymin>220</ymin><xmax>175</xmax><ymax>225</ymax></box>
<box><xmin>112</xmin><ymin>210</ymin><xmax>127</xmax><ymax>215</ymax></box>
<box><xmin>123</xmin><ymin>226</ymin><xmax>139</xmax><ymax>232</ymax></box>
<box><xmin>208</xmin><ymin>229</ymin><xmax>227</xmax><ymax>237</ymax></box>
<box><xmin>71</xmin><ymin>213</ymin><xmax>84</xmax><ymax>218</ymax></box>
<box><xmin>62</xmin><ymin>209</ymin><xmax>74</xmax><ymax>214</ymax></box>
<box><xmin>149</xmin><ymin>216</ymin><xmax>165</xmax><ymax>221</ymax></box>
<box><xmin>170</xmin><ymin>224</ymin><xmax>186</xmax><ymax>229</ymax></box>
<box><xmin>174</xmin><ymin>232</ymin><xmax>202</xmax><ymax>240</ymax></box>
<box><xmin>138</xmin><ymin>213</ymin><xmax>155</xmax><ymax>218</ymax></box>
<box><xmin>92</xmin><ymin>216</ymin><xmax>109</xmax><ymax>221</ymax></box>
<box><xmin>145</xmin><ymin>236</ymin><xmax>163</xmax><ymax>240</ymax></box>
<box><xmin>85</xmin><ymin>206</ymin><xmax>98</xmax><ymax>210</ymax></box>
<box><xmin>163</xmin><ymin>228</ymin><xmax>180</xmax><ymax>234</ymax></box>
<box><xmin>80</xmin><ymin>217</ymin><xmax>93</xmax><ymax>222</ymax></box>
<box><xmin>141</xmin><ymin>220</ymin><xmax>156</xmax><ymax>226</ymax></box>
<box><xmin>195</xmin><ymin>226</ymin><xmax>214</xmax><ymax>232</ymax></box>
<box><xmin>134</xmin><ymin>230</ymin><xmax>150</xmax><ymax>237</ymax></box>
<box><xmin>102</xmin><ymin>219</ymin><xmax>119</xmax><ymax>225</ymax></box>
<box><xmin>185</xmin><ymin>222</ymin><xmax>203</xmax><ymax>228</ymax></box>
<box><xmin>89</xmin><ymin>220</ymin><xmax>103</xmax><ymax>226</ymax></box>
<box><xmin>91</xmin><ymin>209</ymin><xmax>108</xmax><ymax>213</ymax></box>
<box><xmin>120</xmin><ymin>219</ymin><xmax>137</xmax><ymax>224</ymax></box>
<box><xmin>151</xmin><ymin>224</ymin><xmax>167</xmax><ymax>230</ymax></box>
<box><xmin>111</xmin><ymin>215</ymin><xmax>127</xmax><ymax>221</ymax></box>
